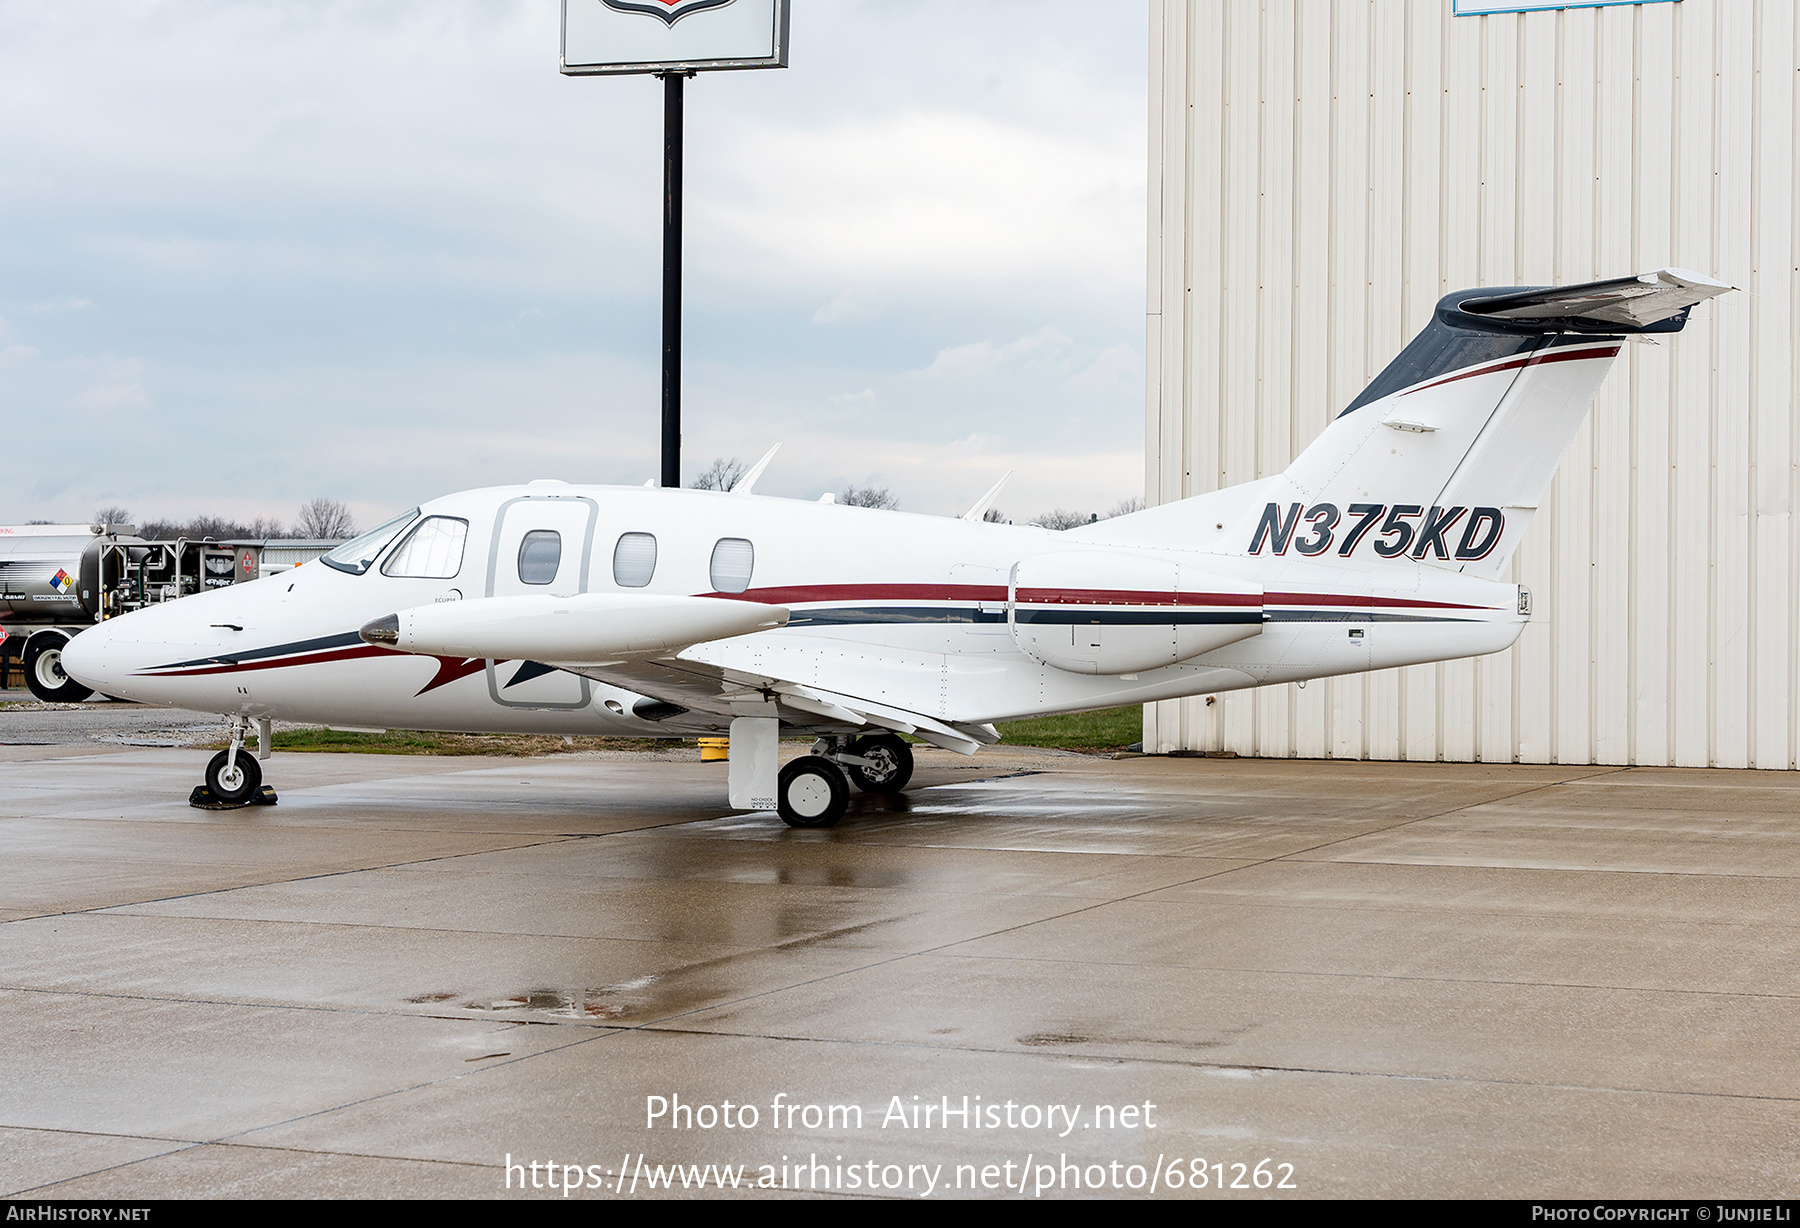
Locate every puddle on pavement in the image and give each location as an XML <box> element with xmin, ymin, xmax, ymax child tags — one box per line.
<box><xmin>455</xmin><ymin>987</ymin><xmax>628</xmax><ymax>1020</ymax></box>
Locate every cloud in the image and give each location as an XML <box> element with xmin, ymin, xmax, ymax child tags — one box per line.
<box><xmin>910</xmin><ymin>328</ymin><xmax>1078</xmax><ymax>382</ymax></box>
<box><xmin>0</xmin><ymin>1</ymin><xmax>1147</xmax><ymax>526</ymax></box>
<box><xmin>829</xmin><ymin>388</ymin><xmax>878</xmax><ymax>411</ymax></box>
<box><xmin>1072</xmin><ymin>342</ymin><xmax>1140</xmax><ymax>391</ymax></box>
<box><xmin>29</xmin><ymin>295</ymin><xmax>91</xmax><ymax>313</ymax></box>
<box><xmin>76</xmin><ymin>381</ymin><xmax>149</xmax><ymax>411</ymax></box>
<box><xmin>698</xmin><ymin>111</ymin><xmax>1142</xmax><ymax>300</ymax></box>
<box><xmin>811</xmin><ymin>292</ymin><xmax>879</xmax><ymax>325</ymax></box>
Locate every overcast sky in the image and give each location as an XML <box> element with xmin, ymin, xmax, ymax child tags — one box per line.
<box><xmin>0</xmin><ymin>2</ymin><xmax>1147</xmax><ymax>532</ymax></box>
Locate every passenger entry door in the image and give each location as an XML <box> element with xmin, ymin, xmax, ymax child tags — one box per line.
<box><xmin>485</xmin><ymin>495</ymin><xmax>596</xmax><ymax>709</ymax></box>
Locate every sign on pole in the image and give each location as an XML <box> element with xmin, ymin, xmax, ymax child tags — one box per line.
<box><xmin>560</xmin><ymin>0</ymin><xmax>791</xmax><ymax>487</ymax></box>
<box><xmin>561</xmin><ymin>0</ymin><xmax>790</xmax><ymax>76</ymax></box>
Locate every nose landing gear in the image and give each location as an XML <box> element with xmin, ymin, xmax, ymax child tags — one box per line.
<box><xmin>189</xmin><ymin>715</ymin><xmax>278</xmax><ymax>809</ymax></box>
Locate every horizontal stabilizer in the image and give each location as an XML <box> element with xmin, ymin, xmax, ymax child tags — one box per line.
<box><xmin>1458</xmin><ymin>268</ymin><xmax>1731</xmax><ymax>333</ymax></box>
<box><xmin>361</xmin><ymin>593</ymin><xmax>788</xmax><ymax>663</ymax></box>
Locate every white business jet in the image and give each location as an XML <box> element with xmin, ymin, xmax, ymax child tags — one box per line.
<box><xmin>63</xmin><ymin>270</ymin><xmax>1729</xmax><ymax>827</ymax></box>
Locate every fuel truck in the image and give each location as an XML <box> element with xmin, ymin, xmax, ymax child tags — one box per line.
<box><xmin>0</xmin><ymin>524</ymin><xmax>261</xmax><ymax>702</ymax></box>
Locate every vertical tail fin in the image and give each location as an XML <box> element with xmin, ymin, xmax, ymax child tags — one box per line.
<box><xmin>1279</xmin><ymin>269</ymin><xmax>1729</xmax><ymax>576</ymax></box>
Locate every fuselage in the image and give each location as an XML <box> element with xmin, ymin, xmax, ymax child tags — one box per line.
<box><xmin>61</xmin><ymin>479</ymin><xmax>1526</xmax><ymax>740</ymax></box>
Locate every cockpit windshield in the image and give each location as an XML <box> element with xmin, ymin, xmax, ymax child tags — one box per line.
<box><xmin>321</xmin><ymin>509</ymin><xmax>420</xmax><ymax>575</ymax></box>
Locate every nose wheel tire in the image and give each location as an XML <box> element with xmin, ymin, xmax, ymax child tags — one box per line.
<box><xmin>205</xmin><ymin>748</ymin><xmax>263</xmax><ymax>806</ymax></box>
<box><xmin>777</xmin><ymin>755</ymin><xmax>850</xmax><ymax>828</ymax></box>
<box><xmin>23</xmin><ymin>634</ymin><xmax>94</xmax><ymax>704</ymax></box>
<box><xmin>845</xmin><ymin>733</ymin><xmax>913</xmax><ymax>793</ymax></box>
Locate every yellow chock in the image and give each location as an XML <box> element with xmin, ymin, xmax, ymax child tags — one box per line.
<box><xmin>698</xmin><ymin>736</ymin><xmax>729</xmax><ymax>762</ymax></box>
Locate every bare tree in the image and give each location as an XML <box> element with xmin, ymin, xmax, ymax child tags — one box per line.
<box><xmin>1033</xmin><ymin>509</ymin><xmax>1093</xmax><ymax>530</ymax></box>
<box><xmin>296</xmin><ymin>498</ymin><xmax>356</xmax><ymax>540</ymax></box>
<box><xmin>93</xmin><ymin>505</ymin><xmax>132</xmax><ymax>529</ymax></box>
<box><xmin>981</xmin><ymin>507</ymin><xmax>1007</xmax><ymax>523</ymax></box>
<box><xmin>691</xmin><ymin>457</ymin><xmax>748</xmax><ymax>491</ymax></box>
<box><xmin>840</xmin><ymin>484</ymin><xmax>898</xmax><ymax>510</ymax></box>
<box><xmin>1105</xmin><ymin>496</ymin><xmax>1145</xmax><ymax>518</ymax></box>
<box><xmin>184</xmin><ymin>515</ymin><xmax>249</xmax><ymax>541</ymax></box>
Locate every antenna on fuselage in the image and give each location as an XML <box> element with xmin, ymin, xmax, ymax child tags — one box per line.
<box><xmin>961</xmin><ymin>470</ymin><xmax>1012</xmax><ymax>522</ymax></box>
<box><xmin>730</xmin><ymin>443</ymin><xmax>782</xmax><ymax>495</ymax></box>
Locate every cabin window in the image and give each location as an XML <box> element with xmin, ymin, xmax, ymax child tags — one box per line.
<box><xmin>381</xmin><ymin>517</ymin><xmax>468</xmax><ymax>579</ymax></box>
<box><xmin>517</xmin><ymin>530</ymin><xmax>562</xmax><ymax>585</ymax></box>
<box><xmin>709</xmin><ymin>537</ymin><xmax>754</xmax><ymax>594</ymax></box>
<box><xmin>613</xmin><ymin>532</ymin><xmax>657</xmax><ymax>587</ymax></box>
<box><xmin>320</xmin><ymin>509</ymin><xmax>419</xmax><ymax>576</ymax></box>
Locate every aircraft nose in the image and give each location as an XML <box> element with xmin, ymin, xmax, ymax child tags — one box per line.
<box><xmin>59</xmin><ymin>619</ymin><xmax>125</xmax><ymax>695</ymax></box>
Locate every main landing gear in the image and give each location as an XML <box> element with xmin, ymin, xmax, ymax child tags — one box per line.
<box><xmin>190</xmin><ymin>716</ymin><xmax>277</xmax><ymax>809</ymax></box>
<box><xmin>775</xmin><ymin>733</ymin><xmax>915</xmax><ymax>829</ymax></box>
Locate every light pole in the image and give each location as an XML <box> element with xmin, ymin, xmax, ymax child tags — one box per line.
<box><xmin>559</xmin><ymin>1</ymin><xmax>790</xmax><ymax>489</ymax></box>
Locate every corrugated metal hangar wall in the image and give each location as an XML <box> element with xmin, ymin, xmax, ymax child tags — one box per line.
<box><xmin>1144</xmin><ymin>0</ymin><xmax>1796</xmax><ymax>768</ymax></box>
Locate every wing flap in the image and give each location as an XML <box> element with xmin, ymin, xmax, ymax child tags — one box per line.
<box><xmin>560</xmin><ymin>657</ymin><xmax>991</xmax><ymax>753</ymax></box>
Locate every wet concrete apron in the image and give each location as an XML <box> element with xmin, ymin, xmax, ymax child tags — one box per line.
<box><xmin>1</xmin><ymin>743</ymin><xmax>1796</xmax><ymax>1198</ymax></box>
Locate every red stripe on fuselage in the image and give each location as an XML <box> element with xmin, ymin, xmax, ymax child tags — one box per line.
<box><xmin>1402</xmin><ymin>344</ymin><xmax>1620</xmax><ymax>397</ymax></box>
<box><xmin>711</xmin><ymin>583</ymin><xmax>1260</xmax><ymax>607</ymax></box>
<box><xmin>1264</xmin><ymin>591</ymin><xmax>1492</xmax><ymax>611</ymax></box>
<box><xmin>136</xmin><ymin>644</ymin><xmax>391</xmax><ymax>677</ymax></box>
<box><xmin>705</xmin><ymin>583</ymin><xmax>1495</xmax><ymax>613</ymax></box>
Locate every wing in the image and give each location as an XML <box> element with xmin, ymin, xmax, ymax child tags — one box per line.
<box><xmin>558</xmin><ymin>654</ymin><xmax>999</xmax><ymax>756</ymax></box>
<box><xmin>361</xmin><ymin>592</ymin><xmax>997</xmax><ymax>754</ymax></box>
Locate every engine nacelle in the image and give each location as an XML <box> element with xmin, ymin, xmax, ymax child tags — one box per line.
<box><xmin>361</xmin><ymin>592</ymin><xmax>788</xmax><ymax>664</ymax></box>
<box><xmin>1009</xmin><ymin>551</ymin><xmax>1263</xmax><ymax>675</ymax></box>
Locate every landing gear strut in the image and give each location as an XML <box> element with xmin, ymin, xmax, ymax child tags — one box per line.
<box><xmin>192</xmin><ymin>715</ymin><xmax>273</xmax><ymax>809</ymax></box>
<box><xmin>727</xmin><ymin>721</ymin><xmax>914</xmax><ymax>830</ymax></box>
<box><xmin>813</xmin><ymin>733</ymin><xmax>913</xmax><ymax>794</ymax></box>
<box><xmin>840</xmin><ymin>733</ymin><xmax>913</xmax><ymax>793</ymax></box>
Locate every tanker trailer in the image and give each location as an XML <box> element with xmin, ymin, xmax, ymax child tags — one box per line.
<box><xmin>0</xmin><ymin>523</ymin><xmax>167</xmax><ymax>702</ymax></box>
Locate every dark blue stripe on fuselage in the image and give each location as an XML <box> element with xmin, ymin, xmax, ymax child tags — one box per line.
<box><xmin>148</xmin><ymin>603</ymin><xmax>1482</xmax><ymax>675</ymax></box>
<box><xmin>1265</xmin><ymin>610</ymin><xmax>1477</xmax><ymax>623</ymax></box>
<box><xmin>788</xmin><ymin>605</ymin><xmax>1268</xmax><ymax>628</ymax></box>
<box><xmin>152</xmin><ymin>630</ymin><xmax>364</xmax><ymax>671</ymax></box>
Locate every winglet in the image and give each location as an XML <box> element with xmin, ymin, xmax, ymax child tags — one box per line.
<box><xmin>731</xmin><ymin>444</ymin><xmax>782</xmax><ymax>495</ymax></box>
<box><xmin>961</xmin><ymin>470</ymin><xmax>1012</xmax><ymax>522</ymax></box>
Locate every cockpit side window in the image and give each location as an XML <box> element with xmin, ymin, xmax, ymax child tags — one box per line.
<box><xmin>517</xmin><ymin>530</ymin><xmax>561</xmax><ymax>585</ymax></box>
<box><xmin>381</xmin><ymin>517</ymin><xmax>469</xmax><ymax>579</ymax></box>
<box><xmin>321</xmin><ymin>509</ymin><xmax>419</xmax><ymax>576</ymax></box>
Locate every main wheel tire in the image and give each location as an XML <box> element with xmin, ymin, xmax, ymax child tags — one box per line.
<box><xmin>205</xmin><ymin>748</ymin><xmax>262</xmax><ymax>806</ymax></box>
<box><xmin>23</xmin><ymin>634</ymin><xmax>94</xmax><ymax>704</ymax></box>
<box><xmin>777</xmin><ymin>755</ymin><xmax>849</xmax><ymax>828</ymax></box>
<box><xmin>846</xmin><ymin>733</ymin><xmax>913</xmax><ymax>793</ymax></box>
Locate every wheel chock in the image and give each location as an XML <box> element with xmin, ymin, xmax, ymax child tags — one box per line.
<box><xmin>188</xmin><ymin>784</ymin><xmax>279</xmax><ymax>810</ymax></box>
